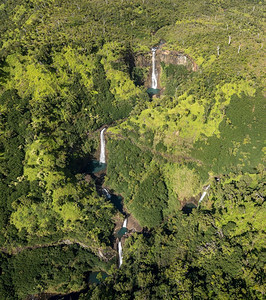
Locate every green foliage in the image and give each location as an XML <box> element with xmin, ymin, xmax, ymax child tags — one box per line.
<box><xmin>191</xmin><ymin>91</ymin><xmax>265</xmax><ymax>176</ymax></box>
<box><xmin>131</xmin><ymin>167</ymin><xmax>168</xmax><ymax>228</ymax></box>
<box><xmin>1</xmin><ymin>245</ymin><xmax>104</xmax><ymax>299</ymax></box>
<box><xmin>0</xmin><ymin>0</ymin><xmax>265</xmax><ymax>298</ymax></box>
<box><xmin>84</xmin><ymin>175</ymin><xmax>265</xmax><ymax>299</ymax></box>
<box><xmin>106</xmin><ymin>138</ymin><xmax>170</xmax><ymax>227</ymax></box>
<box><xmin>163</xmin><ymin>163</ymin><xmax>201</xmax><ymax>213</ymax></box>
<box><xmin>0</xmin><ymin>253</ymin><xmax>15</xmax><ymax>300</ymax></box>
<box><xmin>160</xmin><ymin>63</ymin><xmax>190</xmax><ymax>97</ymax></box>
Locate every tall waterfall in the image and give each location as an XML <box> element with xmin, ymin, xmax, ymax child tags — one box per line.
<box><xmin>122</xmin><ymin>218</ymin><xmax>127</xmax><ymax>228</ymax></box>
<box><xmin>198</xmin><ymin>185</ymin><xmax>210</xmax><ymax>205</ymax></box>
<box><xmin>151</xmin><ymin>48</ymin><xmax>157</xmax><ymax>89</ymax></box>
<box><xmin>118</xmin><ymin>241</ymin><xmax>123</xmax><ymax>267</ymax></box>
<box><xmin>99</xmin><ymin>128</ymin><xmax>106</xmax><ymax>164</ymax></box>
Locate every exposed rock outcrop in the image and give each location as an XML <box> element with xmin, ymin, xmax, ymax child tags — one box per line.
<box><xmin>159</xmin><ymin>49</ymin><xmax>198</xmax><ymax>72</ymax></box>
<box><xmin>135</xmin><ymin>46</ymin><xmax>198</xmax><ymax>90</ymax></box>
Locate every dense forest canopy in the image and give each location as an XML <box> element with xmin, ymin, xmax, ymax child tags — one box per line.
<box><xmin>0</xmin><ymin>0</ymin><xmax>265</xmax><ymax>299</ymax></box>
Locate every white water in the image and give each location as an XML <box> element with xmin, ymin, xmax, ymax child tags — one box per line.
<box><xmin>122</xmin><ymin>218</ymin><xmax>127</xmax><ymax>228</ymax></box>
<box><xmin>198</xmin><ymin>184</ymin><xmax>210</xmax><ymax>204</ymax></box>
<box><xmin>118</xmin><ymin>241</ymin><xmax>123</xmax><ymax>267</ymax></box>
<box><xmin>102</xmin><ymin>188</ymin><xmax>111</xmax><ymax>199</ymax></box>
<box><xmin>99</xmin><ymin>128</ymin><xmax>106</xmax><ymax>164</ymax></box>
<box><xmin>151</xmin><ymin>48</ymin><xmax>157</xmax><ymax>89</ymax></box>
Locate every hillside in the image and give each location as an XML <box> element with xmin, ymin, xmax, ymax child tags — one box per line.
<box><xmin>0</xmin><ymin>1</ymin><xmax>265</xmax><ymax>299</ymax></box>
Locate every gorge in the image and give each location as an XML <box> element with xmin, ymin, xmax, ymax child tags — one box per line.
<box><xmin>94</xmin><ymin>46</ymin><xmax>202</xmax><ymax>268</ymax></box>
<box><xmin>98</xmin><ymin>128</ymin><xmax>129</xmax><ymax>268</ymax></box>
<box><xmin>0</xmin><ymin>0</ymin><xmax>264</xmax><ymax>298</ymax></box>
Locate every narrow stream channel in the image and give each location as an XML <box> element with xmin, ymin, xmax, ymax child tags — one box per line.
<box><xmin>97</xmin><ymin>128</ymin><xmax>128</xmax><ymax>267</ymax></box>
<box><xmin>44</xmin><ymin>47</ymin><xmax>166</xmax><ymax>299</ymax></box>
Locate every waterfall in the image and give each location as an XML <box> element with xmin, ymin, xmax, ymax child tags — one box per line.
<box><xmin>122</xmin><ymin>218</ymin><xmax>127</xmax><ymax>228</ymax></box>
<box><xmin>118</xmin><ymin>241</ymin><xmax>123</xmax><ymax>267</ymax></box>
<box><xmin>99</xmin><ymin>128</ymin><xmax>106</xmax><ymax>164</ymax></box>
<box><xmin>198</xmin><ymin>185</ymin><xmax>210</xmax><ymax>205</ymax></box>
<box><xmin>151</xmin><ymin>48</ymin><xmax>157</xmax><ymax>89</ymax></box>
<box><xmin>102</xmin><ymin>188</ymin><xmax>111</xmax><ymax>199</ymax></box>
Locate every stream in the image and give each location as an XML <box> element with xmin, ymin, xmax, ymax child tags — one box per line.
<box><xmin>88</xmin><ymin>46</ymin><xmax>209</xmax><ymax>272</ymax></box>
<box><xmin>43</xmin><ymin>47</ymin><xmax>206</xmax><ymax>299</ymax></box>
<box><xmin>97</xmin><ymin>128</ymin><xmax>128</xmax><ymax>268</ymax></box>
<box><xmin>94</xmin><ymin>48</ymin><xmax>161</xmax><ymax>268</ymax></box>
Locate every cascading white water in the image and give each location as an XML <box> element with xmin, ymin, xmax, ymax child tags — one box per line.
<box><xmin>122</xmin><ymin>218</ymin><xmax>127</xmax><ymax>228</ymax></box>
<box><xmin>102</xmin><ymin>188</ymin><xmax>111</xmax><ymax>199</ymax></box>
<box><xmin>99</xmin><ymin>128</ymin><xmax>106</xmax><ymax>164</ymax></box>
<box><xmin>198</xmin><ymin>184</ymin><xmax>210</xmax><ymax>204</ymax></box>
<box><xmin>151</xmin><ymin>48</ymin><xmax>157</xmax><ymax>89</ymax></box>
<box><xmin>118</xmin><ymin>241</ymin><xmax>123</xmax><ymax>267</ymax></box>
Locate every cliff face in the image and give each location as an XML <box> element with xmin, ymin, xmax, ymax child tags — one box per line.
<box><xmin>135</xmin><ymin>48</ymin><xmax>198</xmax><ymax>89</ymax></box>
<box><xmin>159</xmin><ymin>49</ymin><xmax>198</xmax><ymax>72</ymax></box>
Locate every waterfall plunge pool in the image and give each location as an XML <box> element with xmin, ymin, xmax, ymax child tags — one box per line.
<box><xmin>147</xmin><ymin>87</ymin><xmax>160</xmax><ymax>96</ymax></box>
<box><xmin>116</xmin><ymin>227</ymin><xmax>128</xmax><ymax>239</ymax></box>
<box><xmin>87</xmin><ymin>160</ymin><xmax>106</xmax><ymax>174</ymax></box>
<box><xmin>182</xmin><ymin>203</ymin><xmax>197</xmax><ymax>215</ymax></box>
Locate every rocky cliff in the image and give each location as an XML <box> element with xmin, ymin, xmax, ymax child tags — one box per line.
<box><xmin>135</xmin><ymin>48</ymin><xmax>198</xmax><ymax>90</ymax></box>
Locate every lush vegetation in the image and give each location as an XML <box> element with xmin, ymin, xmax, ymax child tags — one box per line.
<box><xmin>0</xmin><ymin>0</ymin><xmax>265</xmax><ymax>299</ymax></box>
<box><xmin>83</xmin><ymin>174</ymin><xmax>265</xmax><ymax>300</ymax></box>
<box><xmin>0</xmin><ymin>245</ymin><xmax>110</xmax><ymax>299</ymax></box>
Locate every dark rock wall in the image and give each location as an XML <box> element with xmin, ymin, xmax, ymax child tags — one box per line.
<box><xmin>134</xmin><ymin>48</ymin><xmax>198</xmax><ymax>89</ymax></box>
